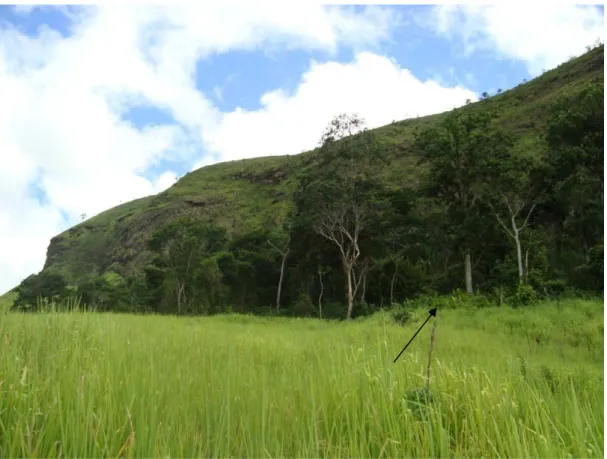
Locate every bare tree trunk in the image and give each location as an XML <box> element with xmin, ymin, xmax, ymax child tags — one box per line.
<box><xmin>345</xmin><ymin>264</ymin><xmax>354</xmax><ymax>319</ymax></box>
<box><xmin>177</xmin><ymin>283</ymin><xmax>185</xmax><ymax>314</ymax></box>
<box><xmin>464</xmin><ymin>251</ymin><xmax>473</xmax><ymax>294</ymax></box>
<box><xmin>489</xmin><ymin>199</ymin><xmax>536</xmax><ymax>285</ymax></box>
<box><xmin>314</xmin><ymin>203</ymin><xmax>367</xmax><ymax>320</ymax></box>
<box><xmin>390</xmin><ymin>260</ymin><xmax>398</xmax><ymax>305</ymax></box>
<box><xmin>276</xmin><ymin>248</ymin><xmax>288</xmax><ymax>311</ymax></box>
<box><xmin>268</xmin><ymin>239</ymin><xmax>290</xmax><ymax>312</ymax></box>
<box><xmin>514</xmin><ymin>227</ymin><xmax>524</xmax><ymax>283</ymax></box>
<box><xmin>524</xmin><ymin>248</ymin><xmax>529</xmax><ymax>285</ymax></box>
<box><xmin>361</xmin><ymin>271</ymin><xmax>367</xmax><ymax>303</ymax></box>
<box><xmin>318</xmin><ymin>268</ymin><xmax>324</xmax><ymax>319</ymax></box>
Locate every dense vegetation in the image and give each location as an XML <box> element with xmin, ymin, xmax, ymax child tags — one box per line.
<box><xmin>7</xmin><ymin>45</ymin><xmax>604</xmax><ymax>317</ymax></box>
<box><xmin>0</xmin><ymin>299</ymin><xmax>602</xmax><ymax>457</ymax></box>
<box><xmin>0</xmin><ymin>44</ymin><xmax>603</xmax><ymax>459</ymax></box>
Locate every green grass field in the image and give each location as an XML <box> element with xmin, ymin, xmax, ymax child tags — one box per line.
<box><xmin>0</xmin><ymin>299</ymin><xmax>603</xmax><ymax>458</ymax></box>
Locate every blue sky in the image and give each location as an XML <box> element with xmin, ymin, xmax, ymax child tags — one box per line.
<box><xmin>0</xmin><ymin>4</ymin><xmax>603</xmax><ymax>293</ymax></box>
<box><xmin>1</xmin><ymin>5</ymin><xmax>601</xmax><ymax>140</ymax></box>
<box><xmin>0</xmin><ymin>5</ymin><xmax>536</xmax><ymax>119</ymax></box>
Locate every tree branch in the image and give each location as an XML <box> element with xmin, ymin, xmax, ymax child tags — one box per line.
<box><xmin>487</xmin><ymin>199</ymin><xmax>515</xmax><ymax>239</ymax></box>
<box><xmin>521</xmin><ymin>203</ymin><xmax>537</xmax><ymax>229</ymax></box>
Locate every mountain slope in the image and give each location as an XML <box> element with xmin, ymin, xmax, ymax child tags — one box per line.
<box><xmin>7</xmin><ymin>45</ymin><xmax>605</xmax><ymax>296</ymax></box>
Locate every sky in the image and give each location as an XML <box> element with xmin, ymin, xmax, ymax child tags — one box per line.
<box><xmin>0</xmin><ymin>3</ymin><xmax>604</xmax><ymax>294</ymax></box>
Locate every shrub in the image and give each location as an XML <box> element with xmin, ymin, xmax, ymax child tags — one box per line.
<box><xmin>390</xmin><ymin>307</ymin><xmax>412</xmax><ymax>325</ymax></box>
<box><xmin>291</xmin><ymin>292</ymin><xmax>317</xmax><ymax>317</ymax></box>
<box><xmin>511</xmin><ymin>283</ymin><xmax>537</xmax><ymax>306</ymax></box>
<box><xmin>13</xmin><ymin>271</ymin><xmax>69</xmax><ymax>311</ymax></box>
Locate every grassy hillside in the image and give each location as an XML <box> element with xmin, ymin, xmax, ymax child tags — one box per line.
<box><xmin>5</xmin><ymin>45</ymin><xmax>604</xmax><ymax>298</ymax></box>
<box><xmin>0</xmin><ymin>299</ymin><xmax>602</xmax><ymax>456</ymax></box>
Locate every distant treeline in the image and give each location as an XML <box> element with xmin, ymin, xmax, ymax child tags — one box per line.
<box><xmin>13</xmin><ymin>83</ymin><xmax>603</xmax><ymax>318</ymax></box>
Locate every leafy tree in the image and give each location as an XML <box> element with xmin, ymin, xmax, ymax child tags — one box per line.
<box><xmin>148</xmin><ymin>218</ymin><xmax>228</xmax><ymax>313</ymax></box>
<box><xmin>193</xmin><ymin>255</ymin><xmax>226</xmax><ymax>314</ymax></box>
<box><xmin>545</xmin><ymin>83</ymin><xmax>604</xmax><ymax>265</ymax></box>
<box><xmin>13</xmin><ymin>271</ymin><xmax>68</xmax><ymax>310</ymax></box>
<box><xmin>143</xmin><ymin>263</ymin><xmax>166</xmax><ymax>312</ymax></box>
<box><xmin>292</xmin><ymin>113</ymin><xmax>387</xmax><ymax>319</ymax></box>
<box><xmin>218</xmin><ymin>229</ymin><xmax>281</xmax><ymax>312</ymax></box>
<box><xmin>77</xmin><ymin>272</ymin><xmax>131</xmax><ymax>312</ymax></box>
<box><xmin>413</xmin><ymin>110</ymin><xmax>507</xmax><ymax>293</ymax></box>
<box><xmin>478</xmin><ymin>147</ymin><xmax>544</xmax><ymax>284</ymax></box>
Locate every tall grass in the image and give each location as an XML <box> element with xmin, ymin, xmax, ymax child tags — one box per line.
<box><xmin>0</xmin><ymin>299</ymin><xmax>603</xmax><ymax>457</ymax></box>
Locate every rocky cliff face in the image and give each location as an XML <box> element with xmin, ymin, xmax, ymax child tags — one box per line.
<box><xmin>40</xmin><ymin>157</ymin><xmax>298</xmax><ymax>284</ymax></box>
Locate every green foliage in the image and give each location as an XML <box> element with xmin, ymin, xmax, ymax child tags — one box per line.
<box><xmin>76</xmin><ymin>273</ymin><xmax>134</xmax><ymax>312</ymax></box>
<box><xmin>543</xmin><ymin>82</ymin><xmax>604</xmax><ymax>285</ymax></box>
<box><xmin>389</xmin><ymin>307</ymin><xmax>412</xmax><ymax>325</ymax></box>
<box><xmin>0</xmin><ymin>291</ymin><xmax>17</xmax><ymax>314</ymax></box>
<box><xmin>146</xmin><ymin>217</ymin><xmax>230</xmax><ymax>314</ymax></box>
<box><xmin>12</xmin><ymin>271</ymin><xmax>69</xmax><ymax>311</ymax></box>
<box><xmin>4</xmin><ymin>46</ymin><xmax>604</xmax><ymax>317</ymax></box>
<box><xmin>544</xmin><ymin>279</ymin><xmax>567</xmax><ymax>295</ymax></box>
<box><xmin>579</xmin><ymin>244</ymin><xmax>604</xmax><ymax>293</ymax></box>
<box><xmin>291</xmin><ymin>291</ymin><xmax>317</xmax><ymax>317</ymax></box>
<box><xmin>512</xmin><ymin>283</ymin><xmax>538</xmax><ymax>307</ymax></box>
<box><xmin>445</xmin><ymin>290</ymin><xmax>493</xmax><ymax>309</ymax></box>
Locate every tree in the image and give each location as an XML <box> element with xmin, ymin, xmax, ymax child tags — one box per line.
<box><xmin>148</xmin><ymin>218</ymin><xmax>228</xmax><ymax>314</ymax></box>
<box><xmin>315</xmin><ymin>202</ymin><xmax>369</xmax><ymax>319</ymax></box>
<box><xmin>193</xmin><ymin>255</ymin><xmax>226</xmax><ymax>314</ymax></box>
<box><xmin>317</xmin><ymin>265</ymin><xmax>327</xmax><ymax>318</ymax></box>
<box><xmin>479</xmin><ymin>148</ymin><xmax>543</xmax><ymax>284</ymax></box>
<box><xmin>218</xmin><ymin>229</ymin><xmax>281</xmax><ymax>312</ymax></box>
<box><xmin>13</xmin><ymin>271</ymin><xmax>68</xmax><ymax>311</ymax></box>
<box><xmin>267</xmin><ymin>228</ymin><xmax>290</xmax><ymax>312</ymax></box>
<box><xmin>546</xmin><ymin>83</ymin><xmax>603</xmax><ymax>204</ymax></box>
<box><xmin>313</xmin><ymin>114</ymin><xmax>385</xmax><ymax>318</ymax></box>
<box><xmin>545</xmin><ymin>83</ymin><xmax>604</xmax><ymax>269</ymax></box>
<box><xmin>291</xmin><ymin>113</ymin><xmax>385</xmax><ymax>318</ymax></box>
<box><xmin>369</xmin><ymin>186</ymin><xmax>422</xmax><ymax>304</ymax></box>
<box><xmin>413</xmin><ymin>110</ymin><xmax>505</xmax><ymax>294</ymax></box>
<box><xmin>315</xmin><ymin>113</ymin><xmax>387</xmax><ymax>179</ymax></box>
<box><xmin>488</xmin><ymin>193</ymin><xmax>537</xmax><ymax>283</ymax></box>
<box><xmin>77</xmin><ymin>272</ymin><xmax>131</xmax><ymax>312</ymax></box>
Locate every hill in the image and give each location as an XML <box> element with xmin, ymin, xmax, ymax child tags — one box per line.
<box><xmin>4</xmin><ymin>45</ymin><xmax>604</xmax><ymax>314</ymax></box>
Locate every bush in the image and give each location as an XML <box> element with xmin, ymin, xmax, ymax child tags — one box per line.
<box><xmin>13</xmin><ymin>271</ymin><xmax>69</xmax><ymax>311</ymax></box>
<box><xmin>511</xmin><ymin>283</ymin><xmax>537</xmax><ymax>307</ymax></box>
<box><xmin>402</xmin><ymin>292</ymin><xmax>439</xmax><ymax>310</ymax></box>
<box><xmin>390</xmin><ymin>307</ymin><xmax>412</xmax><ymax>325</ymax></box>
<box><xmin>445</xmin><ymin>289</ymin><xmax>494</xmax><ymax>309</ymax></box>
<box><xmin>353</xmin><ymin>300</ymin><xmax>376</xmax><ymax>318</ymax></box>
<box><xmin>543</xmin><ymin>279</ymin><xmax>567</xmax><ymax>307</ymax></box>
<box><xmin>291</xmin><ymin>292</ymin><xmax>317</xmax><ymax>317</ymax></box>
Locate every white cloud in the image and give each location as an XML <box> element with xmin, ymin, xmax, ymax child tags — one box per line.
<box><xmin>0</xmin><ymin>200</ymin><xmax>65</xmax><ymax>281</ymax></box>
<box><xmin>203</xmin><ymin>52</ymin><xmax>477</xmax><ymax>162</ymax></box>
<box><xmin>0</xmin><ymin>4</ymin><xmax>402</xmax><ymax>294</ymax></box>
<box><xmin>422</xmin><ymin>5</ymin><xmax>604</xmax><ymax>75</ymax></box>
<box><xmin>3</xmin><ymin>3</ymin><xmax>601</xmax><ymax>297</ymax></box>
<box><xmin>153</xmin><ymin>170</ymin><xmax>179</xmax><ymax>193</ymax></box>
